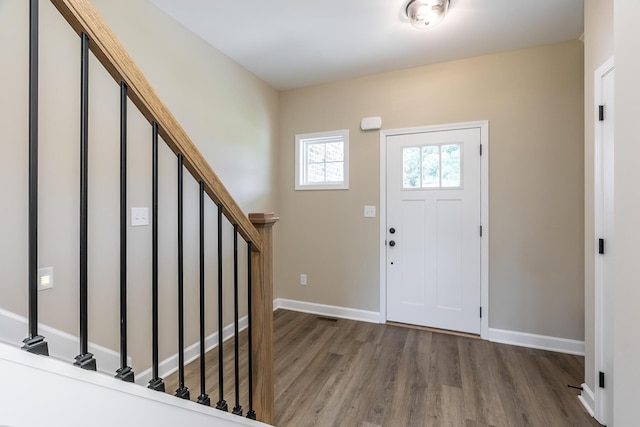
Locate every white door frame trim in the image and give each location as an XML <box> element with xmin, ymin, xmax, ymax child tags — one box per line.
<box><xmin>593</xmin><ymin>56</ymin><xmax>614</xmax><ymax>425</ymax></box>
<box><xmin>379</xmin><ymin>120</ymin><xmax>489</xmax><ymax>339</ymax></box>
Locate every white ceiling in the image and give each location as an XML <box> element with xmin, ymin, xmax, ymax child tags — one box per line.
<box><xmin>147</xmin><ymin>0</ymin><xmax>584</xmax><ymax>90</ymax></box>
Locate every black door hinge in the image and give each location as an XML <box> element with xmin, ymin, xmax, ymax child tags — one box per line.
<box><xmin>599</xmin><ymin>371</ymin><xmax>605</xmax><ymax>388</ymax></box>
<box><xmin>599</xmin><ymin>238</ymin><xmax>605</xmax><ymax>255</ymax></box>
<box><xmin>480</xmin><ymin>226</ymin><xmax>483</xmax><ymax>237</ymax></box>
<box><xmin>480</xmin><ymin>144</ymin><xmax>483</xmax><ymax>156</ymax></box>
<box><xmin>480</xmin><ymin>307</ymin><xmax>483</xmax><ymax>318</ymax></box>
<box><xmin>599</xmin><ymin>105</ymin><xmax>605</xmax><ymax>121</ymax></box>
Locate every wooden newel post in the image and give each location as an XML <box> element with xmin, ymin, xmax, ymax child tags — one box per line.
<box><xmin>249</xmin><ymin>213</ymin><xmax>278</xmax><ymax>424</ymax></box>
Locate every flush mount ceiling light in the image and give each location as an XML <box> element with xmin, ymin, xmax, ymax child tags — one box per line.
<box><xmin>406</xmin><ymin>0</ymin><xmax>450</xmax><ymax>29</ymax></box>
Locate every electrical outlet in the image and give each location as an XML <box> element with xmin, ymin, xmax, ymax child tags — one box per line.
<box><xmin>38</xmin><ymin>267</ymin><xmax>54</xmax><ymax>291</ymax></box>
<box><xmin>131</xmin><ymin>207</ymin><xmax>149</xmax><ymax>226</ymax></box>
<box><xmin>300</xmin><ymin>274</ymin><xmax>308</xmax><ymax>285</ymax></box>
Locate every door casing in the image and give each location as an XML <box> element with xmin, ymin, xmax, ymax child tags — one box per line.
<box><xmin>593</xmin><ymin>56</ymin><xmax>614</xmax><ymax>426</ymax></box>
<box><xmin>379</xmin><ymin>121</ymin><xmax>489</xmax><ymax>339</ymax></box>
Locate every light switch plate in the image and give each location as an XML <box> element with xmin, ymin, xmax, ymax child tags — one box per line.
<box><xmin>364</xmin><ymin>205</ymin><xmax>376</xmax><ymax>218</ymax></box>
<box><xmin>131</xmin><ymin>207</ymin><xmax>149</xmax><ymax>226</ymax></box>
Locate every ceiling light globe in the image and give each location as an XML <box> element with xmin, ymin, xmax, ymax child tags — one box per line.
<box><xmin>406</xmin><ymin>0</ymin><xmax>450</xmax><ymax>29</ymax></box>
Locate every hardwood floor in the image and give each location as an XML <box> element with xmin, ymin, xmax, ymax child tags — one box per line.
<box><xmin>166</xmin><ymin>309</ymin><xmax>601</xmax><ymax>426</ymax></box>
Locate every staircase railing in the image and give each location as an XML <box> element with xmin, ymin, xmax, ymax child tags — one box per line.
<box><xmin>19</xmin><ymin>0</ymin><xmax>276</xmax><ymax>423</ymax></box>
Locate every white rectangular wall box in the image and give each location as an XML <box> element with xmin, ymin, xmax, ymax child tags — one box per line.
<box><xmin>361</xmin><ymin>116</ymin><xmax>382</xmax><ymax>131</ymax></box>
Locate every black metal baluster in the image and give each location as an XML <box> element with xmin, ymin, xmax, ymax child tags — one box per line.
<box><xmin>175</xmin><ymin>154</ymin><xmax>190</xmax><ymax>400</ymax></box>
<box><xmin>232</xmin><ymin>224</ymin><xmax>242</xmax><ymax>416</ymax></box>
<box><xmin>74</xmin><ymin>32</ymin><xmax>96</xmax><ymax>371</ymax></box>
<box><xmin>215</xmin><ymin>204</ymin><xmax>228</xmax><ymax>412</ymax></box>
<box><xmin>196</xmin><ymin>182</ymin><xmax>210</xmax><ymax>406</ymax></box>
<box><xmin>148</xmin><ymin>122</ymin><xmax>165</xmax><ymax>392</ymax></box>
<box><xmin>246</xmin><ymin>241</ymin><xmax>255</xmax><ymax>420</ymax></box>
<box><xmin>22</xmin><ymin>0</ymin><xmax>48</xmax><ymax>357</ymax></box>
<box><xmin>115</xmin><ymin>82</ymin><xmax>134</xmax><ymax>382</ymax></box>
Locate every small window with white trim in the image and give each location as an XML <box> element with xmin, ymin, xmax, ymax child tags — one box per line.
<box><xmin>295</xmin><ymin>130</ymin><xmax>349</xmax><ymax>190</ymax></box>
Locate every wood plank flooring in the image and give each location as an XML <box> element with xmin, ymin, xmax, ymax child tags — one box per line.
<box><xmin>166</xmin><ymin>309</ymin><xmax>601</xmax><ymax>426</ymax></box>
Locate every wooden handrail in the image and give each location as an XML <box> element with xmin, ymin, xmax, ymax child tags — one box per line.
<box><xmin>50</xmin><ymin>0</ymin><xmax>262</xmax><ymax>252</ymax></box>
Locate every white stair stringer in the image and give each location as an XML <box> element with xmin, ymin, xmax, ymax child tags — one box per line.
<box><xmin>0</xmin><ymin>342</ymin><xmax>269</xmax><ymax>427</ymax></box>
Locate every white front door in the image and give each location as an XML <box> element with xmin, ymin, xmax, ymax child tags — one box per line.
<box><xmin>386</xmin><ymin>127</ymin><xmax>481</xmax><ymax>334</ymax></box>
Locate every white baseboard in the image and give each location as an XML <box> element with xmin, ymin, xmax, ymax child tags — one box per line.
<box><xmin>0</xmin><ymin>308</ymin><xmax>129</xmax><ymax>376</ymax></box>
<box><xmin>136</xmin><ymin>315</ymin><xmax>248</xmax><ymax>386</ymax></box>
<box><xmin>488</xmin><ymin>327</ymin><xmax>585</xmax><ymax>356</ymax></box>
<box><xmin>273</xmin><ymin>298</ymin><xmax>381</xmax><ymax>324</ymax></box>
<box><xmin>578</xmin><ymin>383</ymin><xmax>595</xmax><ymax>417</ymax></box>
<box><xmin>270</xmin><ymin>302</ymin><xmax>585</xmax><ymax>356</ymax></box>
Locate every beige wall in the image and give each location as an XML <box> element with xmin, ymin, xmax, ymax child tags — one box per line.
<box><xmin>277</xmin><ymin>41</ymin><xmax>585</xmax><ymax>340</ymax></box>
<box><xmin>582</xmin><ymin>0</ymin><xmax>614</xmax><ymax>402</ymax></box>
<box><xmin>0</xmin><ymin>0</ymin><xmax>593</xmax><ymax>390</ymax></box>
<box><xmin>0</xmin><ymin>0</ymin><xmax>278</xmax><ymax>373</ymax></box>
<box><xmin>613</xmin><ymin>0</ymin><xmax>640</xmax><ymax>424</ymax></box>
